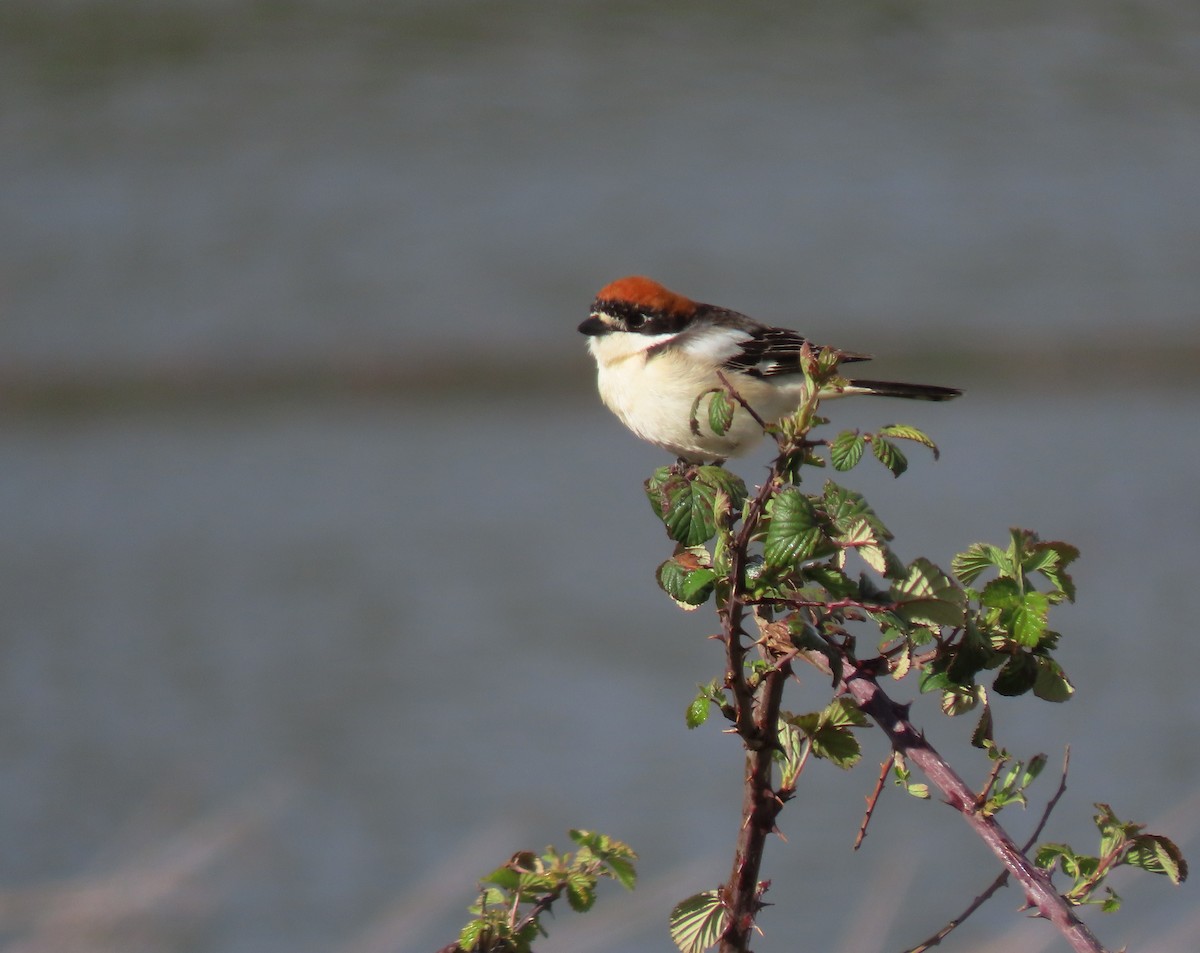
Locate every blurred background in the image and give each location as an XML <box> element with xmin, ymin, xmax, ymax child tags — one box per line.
<box><xmin>2</xmin><ymin>1</ymin><xmax>1198</xmax><ymax>951</ymax></box>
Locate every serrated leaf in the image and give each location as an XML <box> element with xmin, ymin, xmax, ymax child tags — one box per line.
<box><xmin>980</xmin><ymin>577</ymin><xmax>1021</xmax><ymax>609</ymax></box>
<box><xmin>644</xmin><ymin>466</ymin><xmax>675</xmax><ymax>521</ymax></box>
<box><xmin>682</xmin><ymin>568</ymin><xmax>718</xmax><ymax>600</ymax></box>
<box><xmin>473</xmin><ymin>886</ymin><xmax>508</xmax><ymax>910</ymax></box>
<box><xmin>823</xmin><ymin>481</ymin><xmax>892</xmax><ymax>539</ymax></box>
<box><xmin>1027</xmin><ymin>540</ymin><xmax>1080</xmax><ymax>602</ymax></box>
<box><xmin>1126</xmin><ymin>835</ymin><xmax>1188</xmax><ymax>884</ymax></box>
<box><xmin>952</xmin><ymin>542</ymin><xmax>1008</xmax><ymax>586</ymax></box>
<box><xmin>657</xmin><ymin>557</ymin><xmax>714</xmax><ymax>610</ymax></box>
<box><xmin>656</xmin><ymin>476</ymin><xmax>714</xmax><ymax>546</ymax></box>
<box><xmin>698</xmin><ymin>465</ymin><xmax>749</xmax><ymax>510</ymax></box>
<box><xmin>647</xmin><ymin>467</ymin><xmax>747</xmax><ymax>547</ymax></box>
<box><xmin>993</xmin><ymin>653</ymin><xmax>1038</xmax><ymax>696</ymax></box>
<box><xmin>859</xmin><ymin>544</ymin><xmax>889</xmax><ymax>574</ymax></box>
<box><xmin>871</xmin><ymin>436</ymin><xmax>908</xmax><ymax>476</ymax></box>
<box><xmin>1033</xmin><ymin>656</ymin><xmax>1075</xmax><ymax>702</ymax></box>
<box><xmin>483</xmin><ymin>865</ymin><xmax>522</xmax><ymax>889</ymax></box>
<box><xmin>822</xmin><ymin>697</ymin><xmax>869</xmax><ymax>727</ymax></box>
<box><xmin>829</xmin><ymin>431</ymin><xmax>866</xmax><ymax>470</ymax></box>
<box><xmin>566</xmin><ymin>873</ymin><xmax>596</xmax><ymax>912</ymax></box>
<box><xmin>458</xmin><ymin>918</ymin><xmax>488</xmax><ymax>951</ymax></box>
<box><xmin>891</xmin><ymin>558</ymin><xmax>966</xmax><ymax>626</ymax></box>
<box><xmin>802</xmin><ymin>564</ymin><xmax>858</xmax><ymax>597</ymax></box>
<box><xmin>946</xmin><ymin>625</ymin><xmax>991</xmax><ymax>686</ymax></box>
<box><xmin>918</xmin><ymin>667</ymin><xmax>954</xmax><ymax>694</ymax></box>
<box><xmin>878</xmin><ymin>423</ymin><xmax>940</xmax><ymax>459</ymax></box>
<box><xmin>763</xmin><ymin>487</ymin><xmax>823</xmax><ymax>569</ymax></box>
<box><xmin>941</xmin><ymin>687</ymin><xmax>977</xmax><ymax>716</ymax></box>
<box><xmin>708</xmin><ymin>389</ymin><xmax>735</xmax><ymax>436</ymax></box>
<box><xmin>785</xmin><ymin>701</ymin><xmax>866</xmax><ymax>769</ymax></box>
<box><xmin>669</xmin><ymin>891</ymin><xmax>728</xmax><ymax>953</ymax></box>
<box><xmin>812</xmin><ymin>726</ymin><xmax>861</xmax><ymax>768</ymax></box>
<box><xmin>1035</xmin><ymin>843</ymin><xmax>1075</xmax><ymax>870</ymax></box>
<box><xmin>604</xmin><ymin>854</ymin><xmax>637</xmax><ymax>890</ymax></box>
<box><xmin>971</xmin><ymin>698</ymin><xmax>994</xmax><ymax>747</ymax></box>
<box><xmin>1009</xmin><ymin>590</ymin><xmax>1049</xmax><ymax>646</ymax></box>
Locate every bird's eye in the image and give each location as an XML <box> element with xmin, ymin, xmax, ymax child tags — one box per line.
<box><xmin>626</xmin><ymin>313</ymin><xmax>648</xmax><ymax>330</ymax></box>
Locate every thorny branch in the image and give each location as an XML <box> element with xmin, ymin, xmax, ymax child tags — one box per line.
<box><xmin>711</xmin><ymin>377</ymin><xmax>1105</xmax><ymax>953</ymax></box>
<box><xmin>837</xmin><ymin>666</ymin><xmax>1106</xmax><ymax>953</ymax></box>
<box><xmin>902</xmin><ymin>749</ymin><xmax>1072</xmax><ymax>953</ymax></box>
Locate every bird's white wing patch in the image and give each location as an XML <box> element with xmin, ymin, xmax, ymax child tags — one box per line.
<box><xmin>677</xmin><ymin>325</ymin><xmax>753</xmax><ymax>364</ymax></box>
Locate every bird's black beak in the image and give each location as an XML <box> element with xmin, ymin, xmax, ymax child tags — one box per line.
<box><xmin>578</xmin><ymin>314</ymin><xmax>609</xmax><ymax>336</ymax></box>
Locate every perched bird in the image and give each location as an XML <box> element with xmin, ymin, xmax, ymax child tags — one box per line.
<box><xmin>578</xmin><ymin>276</ymin><xmax>960</xmax><ymax>462</ymax></box>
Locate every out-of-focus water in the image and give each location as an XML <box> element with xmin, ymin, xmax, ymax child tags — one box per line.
<box><xmin>2</xmin><ymin>2</ymin><xmax>1198</xmax><ymax>952</ymax></box>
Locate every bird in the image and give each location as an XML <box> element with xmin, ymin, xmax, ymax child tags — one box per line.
<box><xmin>578</xmin><ymin>275</ymin><xmax>961</xmax><ymax>463</ymax></box>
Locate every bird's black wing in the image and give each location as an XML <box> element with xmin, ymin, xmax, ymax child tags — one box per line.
<box><xmin>721</xmin><ymin>321</ymin><xmax>871</xmax><ymax>379</ymax></box>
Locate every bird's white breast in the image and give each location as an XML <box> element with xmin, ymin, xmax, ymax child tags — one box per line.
<box><xmin>586</xmin><ymin>333</ymin><xmax>806</xmax><ymax>460</ymax></box>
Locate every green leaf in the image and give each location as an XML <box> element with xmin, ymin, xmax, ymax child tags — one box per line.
<box><xmin>645</xmin><ymin>466</ymin><xmax>675</xmax><ymax>520</ymax></box>
<box><xmin>941</xmin><ymin>687</ymin><xmax>977</xmax><ymax>717</ymax></box>
<box><xmin>871</xmin><ymin>436</ymin><xmax>908</xmax><ymax>477</ymax></box>
<box><xmin>566</xmin><ymin>872</ymin><xmax>597</xmax><ymax>912</ymax></box>
<box><xmin>823</xmin><ymin>481</ymin><xmax>892</xmax><ymax>539</ymax></box>
<box><xmin>818</xmin><ymin>697</ymin><xmax>868</xmax><ymax>728</ymax></box>
<box><xmin>604</xmin><ymin>853</ymin><xmax>638</xmax><ymax>891</ymax></box>
<box><xmin>952</xmin><ymin>542</ymin><xmax>1008</xmax><ymax>586</ymax></box>
<box><xmin>1033</xmin><ymin>656</ymin><xmax>1075</xmax><ymax>702</ymax></box>
<box><xmin>837</xmin><ymin>517</ymin><xmax>890</xmax><ymax>574</ymax></box>
<box><xmin>971</xmin><ymin>698</ymin><xmax>994</xmax><ymax>747</ymax></box>
<box><xmin>918</xmin><ymin>667</ymin><xmax>954</xmax><ymax>694</ymax></box>
<box><xmin>829</xmin><ymin>431</ymin><xmax>866</xmax><ymax>470</ymax></box>
<box><xmin>980</xmin><ymin>577</ymin><xmax>1021</xmax><ymax>609</ymax></box>
<box><xmin>686</xmin><ymin>692</ymin><xmax>710</xmax><ymax>729</ymax></box>
<box><xmin>878</xmin><ymin>423</ymin><xmax>940</xmax><ymax>459</ymax></box>
<box><xmin>708</xmin><ymin>389</ymin><xmax>735</xmax><ymax>436</ymax></box>
<box><xmin>802</xmin><ymin>564</ymin><xmax>858</xmax><ymax>597</ymax></box>
<box><xmin>775</xmin><ymin>716</ymin><xmax>807</xmax><ymax>788</ymax></box>
<box><xmin>458</xmin><ymin>918</ymin><xmax>488</xmax><ymax>951</ymax></box>
<box><xmin>569</xmin><ymin>830</ymin><xmax>638</xmax><ymax>889</ymax></box>
<box><xmin>1035</xmin><ymin>842</ymin><xmax>1076</xmax><ymax>871</ymax></box>
<box><xmin>763</xmin><ymin>487</ymin><xmax>823</xmax><ymax>569</ymax></box>
<box><xmin>1026</xmin><ymin>539</ymin><xmax>1080</xmax><ymax>602</ymax></box>
<box><xmin>812</xmin><ymin>725</ymin><xmax>861</xmax><ymax>768</ymax></box>
<box><xmin>645</xmin><ymin>466</ymin><xmax>746</xmax><ymax>547</ymax></box>
<box><xmin>891</xmin><ymin>558</ymin><xmax>966</xmax><ymax>626</ymax></box>
<box><xmin>1126</xmin><ymin>834</ymin><xmax>1189</xmax><ymax>884</ymax></box>
<box><xmin>482</xmin><ymin>865</ymin><xmax>522</xmax><ymax>890</ymax></box>
<box><xmin>993</xmin><ymin>653</ymin><xmax>1038</xmax><ymax>696</ymax></box>
<box><xmin>946</xmin><ymin>624</ymin><xmax>992</xmax><ymax>687</ymax></box>
<box><xmin>699</xmin><ymin>465</ymin><xmax>749</xmax><ymax>510</ymax></box>
<box><xmin>657</xmin><ymin>555</ymin><xmax>716</xmax><ymax>610</ymax></box>
<box><xmin>1009</xmin><ymin>590</ymin><xmax>1050</xmax><ymax>646</ymax></box>
<box><xmin>785</xmin><ymin>701</ymin><xmax>866</xmax><ymax>769</ymax></box>
<box><xmin>669</xmin><ymin>891</ymin><xmax>728</xmax><ymax>953</ymax></box>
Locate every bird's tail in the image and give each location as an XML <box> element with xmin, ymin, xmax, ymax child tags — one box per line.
<box><xmin>842</xmin><ymin>378</ymin><xmax>962</xmax><ymax>401</ymax></box>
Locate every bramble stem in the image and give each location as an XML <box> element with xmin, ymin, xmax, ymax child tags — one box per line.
<box><xmin>839</xmin><ymin>664</ymin><xmax>1106</xmax><ymax>953</ymax></box>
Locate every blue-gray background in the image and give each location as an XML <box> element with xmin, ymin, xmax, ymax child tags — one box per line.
<box><xmin>2</xmin><ymin>2</ymin><xmax>1198</xmax><ymax>952</ymax></box>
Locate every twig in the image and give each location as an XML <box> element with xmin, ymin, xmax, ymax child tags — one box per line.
<box><xmin>855</xmin><ymin>758</ymin><xmax>893</xmax><ymax>850</ymax></box>
<box><xmin>716</xmin><ymin>370</ymin><xmax>773</xmax><ymax>436</ymax></box>
<box><xmin>839</xmin><ymin>664</ymin><xmax>1105</xmax><ymax>953</ymax></box>
<box><xmin>900</xmin><ymin>748</ymin><xmax>1071</xmax><ymax>952</ymax></box>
